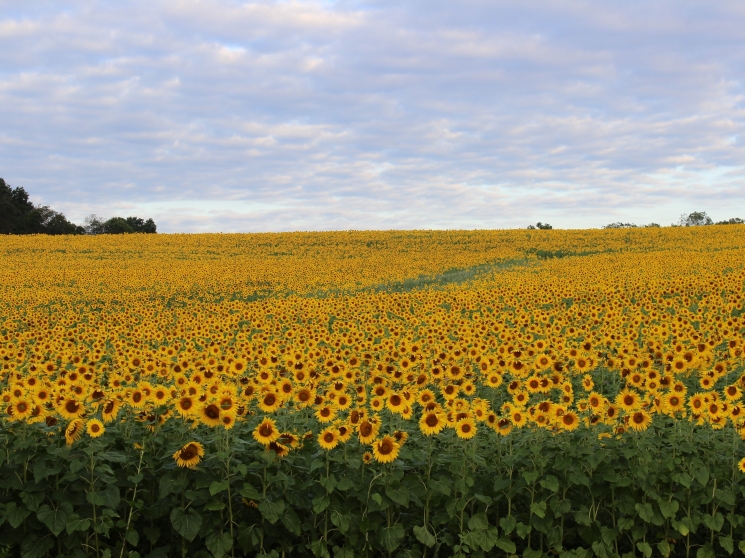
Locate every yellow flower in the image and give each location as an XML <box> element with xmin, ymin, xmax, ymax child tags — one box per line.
<box><xmin>173</xmin><ymin>442</ymin><xmax>205</xmax><ymax>468</ymax></box>
<box><xmin>318</xmin><ymin>426</ymin><xmax>339</xmax><ymax>450</ymax></box>
<box><xmin>372</xmin><ymin>436</ymin><xmax>400</xmax><ymax>463</ymax></box>
<box><xmin>253</xmin><ymin>417</ymin><xmax>280</xmax><ymax>446</ymax></box>
<box><xmin>86</xmin><ymin>419</ymin><xmax>105</xmax><ymax>438</ymax></box>
<box><xmin>455</xmin><ymin>418</ymin><xmax>477</xmax><ymax>440</ymax></box>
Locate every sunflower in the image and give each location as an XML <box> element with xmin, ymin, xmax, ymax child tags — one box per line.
<box><xmin>616</xmin><ymin>389</ymin><xmax>640</xmax><ymax>412</ymax></box>
<box><xmin>11</xmin><ymin>398</ymin><xmax>33</xmax><ymax>421</ymax></box>
<box><xmin>59</xmin><ymin>398</ymin><xmax>85</xmax><ymax>420</ymax></box>
<box><xmin>511</xmin><ymin>410</ymin><xmax>527</xmax><ymax>428</ymax></box>
<box><xmin>101</xmin><ymin>399</ymin><xmax>121</xmax><ymax>422</ymax></box>
<box><xmin>738</xmin><ymin>457</ymin><xmax>745</xmax><ymax>474</ymax></box>
<box><xmin>725</xmin><ymin>385</ymin><xmax>742</xmax><ymax>402</ymax></box>
<box><xmin>258</xmin><ymin>391</ymin><xmax>282</xmax><ymax>413</ymax></box>
<box><xmin>199</xmin><ymin>403</ymin><xmax>222</xmax><ymax>427</ymax></box>
<box><xmin>318</xmin><ymin>426</ymin><xmax>339</xmax><ymax>450</ymax></box>
<box><xmin>294</xmin><ymin>388</ymin><xmax>314</xmax><ymax>408</ymax></box>
<box><xmin>560</xmin><ymin>412</ymin><xmax>579</xmax><ymax>432</ymax></box>
<box><xmin>253</xmin><ymin>417</ymin><xmax>280</xmax><ymax>446</ymax></box>
<box><xmin>629</xmin><ymin>410</ymin><xmax>652</xmax><ymax>432</ymax></box>
<box><xmin>418</xmin><ymin>410</ymin><xmax>444</xmax><ymax>436</ymax></box>
<box><xmin>372</xmin><ymin>436</ymin><xmax>400</xmax><ymax>464</ymax></box>
<box><xmin>65</xmin><ymin>419</ymin><xmax>84</xmax><ymax>446</ymax></box>
<box><xmin>314</xmin><ymin>404</ymin><xmax>336</xmax><ymax>423</ymax></box>
<box><xmin>173</xmin><ymin>442</ymin><xmax>205</xmax><ymax>468</ymax></box>
<box><xmin>455</xmin><ymin>417</ymin><xmax>477</xmax><ymax>440</ymax></box>
<box><xmin>581</xmin><ymin>375</ymin><xmax>594</xmax><ymax>391</ymax></box>
<box><xmin>662</xmin><ymin>392</ymin><xmax>686</xmax><ymax>414</ymax></box>
<box><xmin>362</xmin><ymin>452</ymin><xmax>373</xmax><ymax>464</ymax></box>
<box><xmin>496</xmin><ymin>418</ymin><xmax>513</xmax><ymax>436</ymax></box>
<box><xmin>358</xmin><ymin>419</ymin><xmax>380</xmax><ymax>444</ymax></box>
<box><xmin>175</xmin><ymin>396</ymin><xmax>197</xmax><ymax>417</ymax></box>
<box><xmin>86</xmin><ymin>419</ymin><xmax>105</xmax><ymax>438</ymax></box>
<box><xmin>267</xmin><ymin>441</ymin><xmax>290</xmax><ymax>458</ymax></box>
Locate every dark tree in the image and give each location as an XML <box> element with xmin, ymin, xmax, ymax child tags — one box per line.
<box><xmin>678</xmin><ymin>211</ymin><xmax>713</xmax><ymax>227</ymax></box>
<box><xmin>1</xmin><ymin>178</ymin><xmax>83</xmax><ymax>235</ymax></box>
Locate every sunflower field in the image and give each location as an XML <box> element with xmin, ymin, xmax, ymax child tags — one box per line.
<box><xmin>1</xmin><ymin>226</ymin><xmax>745</xmax><ymax>558</ymax></box>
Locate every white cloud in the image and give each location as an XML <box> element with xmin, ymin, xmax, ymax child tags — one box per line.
<box><xmin>0</xmin><ymin>0</ymin><xmax>744</xmax><ymax>232</ymax></box>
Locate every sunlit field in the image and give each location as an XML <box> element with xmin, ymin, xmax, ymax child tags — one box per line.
<box><xmin>1</xmin><ymin>227</ymin><xmax>744</xmax><ymax>558</ymax></box>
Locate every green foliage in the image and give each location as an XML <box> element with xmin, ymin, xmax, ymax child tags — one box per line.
<box><xmin>0</xmin><ymin>416</ymin><xmax>744</xmax><ymax>557</ymax></box>
<box><xmin>0</xmin><ymin>178</ymin><xmax>84</xmax><ymax>235</ymax></box>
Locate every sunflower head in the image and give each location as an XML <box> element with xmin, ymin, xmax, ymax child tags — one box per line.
<box><xmin>173</xmin><ymin>442</ymin><xmax>205</xmax><ymax>468</ymax></box>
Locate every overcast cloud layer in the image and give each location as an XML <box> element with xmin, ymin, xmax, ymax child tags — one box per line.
<box><xmin>1</xmin><ymin>0</ymin><xmax>744</xmax><ymax>232</ymax></box>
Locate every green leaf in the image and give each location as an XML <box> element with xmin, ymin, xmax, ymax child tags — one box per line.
<box><xmin>671</xmin><ymin>518</ymin><xmax>689</xmax><ymax>536</ymax></box>
<box><xmin>515</xmin><ymin>522</ymin><xmax>531</xmax><ymax>539</ymax></box>
<box><xmin>657</xmin><ymin>540</ymin><xmax>671</xmax><ymax>558</ymax></box>
<box><xmin>21</xmin><ymin>536</ymin><xmax>54</xmax><ymax>558</ymax></box>
<box><xmin>258</xmin><ymin>499</ymin><xmax>285</xmax><ymax>524</ymax></box>
<box><xmin>696</xmin><ymin>543</ymin><xmax>715</xmax><ymax>558</ymax></box>
<box><xmin>428</xmin><ymin>478</ymin><xmax>451</xmax><ymax>496</ymax></box>
<box><xmin>310</xmin><ymin>539</ymin><xmax>330</xmax><ymax>558</ymax></box>
<box><xmin>313</xmin><ymin>503</ymin><xmax>338</xmax><ymax>533</ymax></box>
<box><xmin>524</xmin><ymin>549</ymin><xmax>543</xmax><ymax>558</ymax></box>
<box><xmin>540</xmin><ymin>475</ymin><xmax>560</xmax><ymax>492</ymax></box>
<box><xmin>703</xmin><ymin>512</ymin><xmax>724</xmax><ymax>532</ymax></box>
<box><xmin>672</xmin><ymin>473</ymin><xmax>692</xmax><ymax>488</ymax></box>
<box><xmin>716</xmin><ymin>489</ymin><xmax>736</xmax><ymax>507</ymax></box>
<box><xmin>530</xmin><ymin>501</ymin><xmax>547</xmax><ymax>518</ymax></box>
<box><xmin>499</xmin><ymin>516</ymin><xmax>516</xmax><ymax>535</ymax></box>
<box><xmin>523</xmin><ymin>470</ymin><xmax>539</xmax><ymax>483</ymax></box>
<box><xmin>468</xmin><ymin>512</ymin><xmax>489</xmax><ymax>531</ymax></box>
<box><xmin>209</xmin><ymin>480</ymin><xmax>229</xmax><ymax>496</ymax></box>
<box><xmin>385</xmin><ymin>485</ymin><xmax>410</xmax><ymax>508</ymax></box>
<box><xmin>313</xmin><ymin>493</ymin><xmax>330</xmax><ymax>514</ymax></box>
<box><xmin>159</xmin><ymin>475</ymin><xmax>181</xmax><ymax>499</ymax></box>
<box><xmin>19</xmin><ymin>491</ymin><xmax>45</xmax><ymax>512</ymax></box>
<box><xmin>380</xmin><ymin>524</ymin><xmax>405</xmax><ymax>553</ymax></box>
<box><xmin>659</xmin><ymin>500</ymin><xmax>679</xmax><ymax>519</ymax></box>
<box><xmin>205</xmin><ymin>500</ymin><xmax>226</xmax><ymax>511</ymax></box>
<box><xmin>494</xmin><ymin>537</ymin><xmax>516</xmax><ymax>554</ymax></box>
<box><xmin>336</xmin><ymin>478</ymin><xmax>355</xmax><ymax>491</ymax></box>
<box><xmin>617</xmin><ymin>517</ymin><xmax>634</xmax><ymax>531</ymax></box>
<box><xmin>636</xmin><ymin>542</ymin><xmax>652</xmax><ymax>558</ymax></box>
<box><xmin>738</xmin><ymin>540</ymin><xmax>745</xmax><ymax>554</ymax></box>
<box><xmin>239</xmin><ymin>483</ymin><xmax>261</xmax><ymax>500</ymax></box>
<box><xmin>320</xmin><ymin>475</ymin><xmax>337</xmax><ymax>493</ymax></box>
<box><xmin>125</xmin><ymin>529</ymin><xmax>139</xmax><ymax>547</ymax></box>
<box><xmin>170</xmin><ymin>507</ymin><xmax>203</xmax><ymax>542</ymax></box>
<box><xmin>694</xmin><ymin>467</ymin><xmax>710</xmax><ymax>487</ymax></box>
<box><xmin>413</xmin><ymin>525</ymin><xmax>436</xmax><ymax>548</ymax></box>
<box><xmin>5</xmin><ymin>502</ymin><xmax>31</xmax><ymax>528</ymax></box>
<box><xmin>206</xmin><ymin>532</ymin><xmax>233</xmax><ymax>558</ymax></box>
<box><xmin>37</xmin><ymin>503</ymin><xmax>71</xmax><ymax>536</ymax></box>
<box><xmin>719</xmin><ymin>535</ymin><xmax>734</xmax><ymax>555</ymax></box>
<box><xmin>371</xmin><ymin>493</ymin><xmax>382</xmax><ymax>506</ymax></box>
<box><xmin>282</xmin><ymin>507</ymin><xmax>302</xmax><ymax>536</ymax></box>
<box><xmin>99</xmin><ymin>451</ymin><xmax>127</xmax><ymax>463</ymax></box>
<box><xmin>635</xmin><ymin>502</ymin><xmax>655</xmax><ymax>523</ymax></box>
<box><xmin>127</xmin><ymin>473</ymin><xmax>144</xmax><ymax>484</ymax></box>
<box><xmin>66</xmin><ymin>515</ymin><xmax>91</xmax><ymax>534</ymax></box>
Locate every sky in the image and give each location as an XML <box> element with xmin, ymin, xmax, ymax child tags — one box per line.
<box><xmin>1</xmin><ymin>0</ymin><xmax>744</xmax><ymax>233</ymax></box>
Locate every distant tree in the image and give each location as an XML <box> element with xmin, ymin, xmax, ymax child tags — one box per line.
<box><xmin>1</xmin><ymin>178</ymin><xmax>83</xmax><ymax>234</ymax></box>
<box><xmin>644</xmin><ymin>223</ymin><xmax>661</xmax><ymax>228</ymax></box>
<box><xmin>678</xmin><ymin>211</ymin><xmax>713</xmax><ymax>227</ymax></box>
<box><xmin>125</xmin><ymin>216</ymin><xmax>157</xmax><ymax>233</ymax></box>
<box><xmin>716</xmin><ymin>217</ymin><xmax>744</xmax><ymax>225</ymax></box>
<box><xmin>84</xmin><ymin>214</ymin><xmax>106</xmax><ymax>235</ymax></box>
<box><xmin>603</xmin><ymin>222</ymin><xmax>637</xmax><ymax>229</ymax></box>
<box><xmin>84</xmin><ymin>214</ymin><xmax>157</xmax><ymax>234</ymax></box>
<box><xmin>527</xmin><ymin>222</ymin><xmax>553</xmax><ymax>230</ymax></box>
<box><xmin>102</xmin><ymin>217</ymin><xmax>134</xmax><ymax>234</ymax></box>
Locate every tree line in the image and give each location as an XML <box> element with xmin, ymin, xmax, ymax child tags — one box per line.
<box><xmin>1</xmin><ymin>178</ymin><xmax>156</xmax><ymax>235</ymax></box>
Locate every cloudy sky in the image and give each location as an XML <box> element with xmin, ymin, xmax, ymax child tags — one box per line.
<box><xmin>1</xmin><ymin>1</ymin><xmax>744</xmax><ymax>232</ymax></box>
